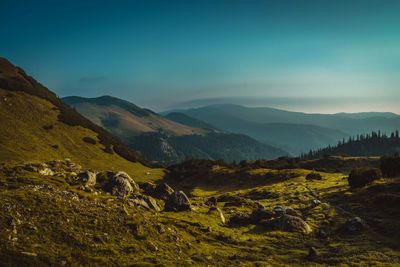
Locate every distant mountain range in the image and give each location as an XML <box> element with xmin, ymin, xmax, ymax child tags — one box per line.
<box><xmin>163</xmin><ymin>104</ymin><xmax>400</xmax><ymax>155</ymax></box>
<box><xmin>63</xmin><ymin>96</ymin><xmax>287</xmax><ymax>165</ymax></box>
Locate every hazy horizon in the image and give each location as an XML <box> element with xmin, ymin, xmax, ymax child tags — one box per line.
<box><xmin>2</xmin><ymin>0</ymin><xmax>400</xmax><ymax>113</ymax></box>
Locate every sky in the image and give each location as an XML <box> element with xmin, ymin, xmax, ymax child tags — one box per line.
<box><xmin>1</xmin><ymin>0</ymin><xmax>399</xmax><ymax>113</ymax></box>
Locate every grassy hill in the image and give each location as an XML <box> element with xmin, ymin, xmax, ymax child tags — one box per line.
<box><xmin>0</xmin><ymin>57</ymin><xmax>163</xmax><ymax>180</ymax></box>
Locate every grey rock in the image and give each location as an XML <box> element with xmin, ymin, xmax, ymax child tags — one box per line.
<box><xmin>164</xmin><ymin>191</ymin><xmax>191</xmax><ymax>212</ymax></box>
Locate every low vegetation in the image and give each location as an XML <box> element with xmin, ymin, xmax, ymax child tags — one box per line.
<box><xmin>1</xmin><ymin>157</ymin><xmax>399</xmax><ymax>266</ymax></box>
<box><xmin>348</xmin><ymin>167</ymin><xmax>382</xmax><ymax>188</ymax></box>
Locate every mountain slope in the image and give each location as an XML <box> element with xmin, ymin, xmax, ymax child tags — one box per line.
<box><xmin>63</xmin><ymin>96</ymin><xmax>204</xmax><ymax>137</ymax></box>
<box><xmin>63</xmin><ymin>96</ymin><xmax>287</xmax><ymax>164</ymax></box>
<box><xmin>164</xmin><ymin>104</ymin><xmax>400</xmax><ymax>155</ymax></box>
<box><xmin>164</xmin><ymin>112</ymin><xmax>219</xmax><ymax>131</ymax></box>
<box><xmin>0</xmin><ymin>57</ymin><xmax>162</xmax><ymax>179</ymax></box>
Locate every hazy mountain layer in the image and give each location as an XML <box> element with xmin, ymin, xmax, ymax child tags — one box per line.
<box><xmin>164</xmin><ymin>104</ymin><xmax>400</xmax><ymax>155</ymax></box>
<box><xmin>63</xmin><ymin>97</ymin><xmax>288</xmax><ymax>164</ymax></box>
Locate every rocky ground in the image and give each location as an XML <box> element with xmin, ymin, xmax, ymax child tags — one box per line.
<box><xmin>0</xmin><ymin>159</ymin><xmax>399</xmax><ymax>266</ymax></box>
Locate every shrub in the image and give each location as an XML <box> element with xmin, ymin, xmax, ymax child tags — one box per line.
<box><xmin>305</xmin><ymin>172</ymin><xmax>322</xmax><ymax>180</ymax></box>
<box><xmin>348</xmin><ymin>167</ymin><xmax>381</xmax><ymax>188</ymax></box>
<box><xmin>380</xmin><ymin>156</ymin><xmax>400</xmax><ymax>177</ymax></box>
<box><xmin>82</xmin><ymin>136</ymin><xmax>96</xmax><ymax>145</ymax></box>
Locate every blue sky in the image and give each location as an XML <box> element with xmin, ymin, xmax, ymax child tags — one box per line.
<box><xmin>1</xmin><ymin>0</ymin><xmax>399</xmax><ymax>112</ymax></box>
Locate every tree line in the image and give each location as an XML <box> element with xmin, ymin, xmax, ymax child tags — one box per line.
<box><xmin>302</xmin><ymin>130</ymin><xmax>400</xmax><ymax>159</ymax></box>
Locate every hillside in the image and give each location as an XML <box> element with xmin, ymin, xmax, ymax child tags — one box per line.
<box><xmin>164</xmin><ymin>112</ymin><xmax>219</xmax><ymax>131</ymax></box>
<box><xmin>63</xmin><ymin>96</ymin><xmax>287</xmax><ymax>165</ymax></box>
<box><xmin>164</xmin><ymin>104</ymin><xmax>400</xmax><ymax>155</ymax></box>
<box><xmin>0</xmin><ymin>57</ymin><xmax>163</xmax><ymax>180</ymax></box>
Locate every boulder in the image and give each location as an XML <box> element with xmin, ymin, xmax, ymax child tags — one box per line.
<box><xmin>229</xmin><ymin>212</ymin><xmax>251</xmax><ymax>225</ymax></box>
<box><xmin>264</xmin><ymin>215</ymin><xmax>312</xmax><ymax>234</ymax></box>
<box><xmin>140</xmin><ymin>182</ymin><xmax>174</xmax><ymax>200</ymax></box>
<box><xmin>139</xmin><ymin>182</ymin><xmax>157</xmax><ymax>194</ymax></box>
<box><xmin>77</xmin><ymin>171</ymin><xmax>96</xmax><ymax>187</ymax></box>
<box><xmin>154</xmin><ymin>183</ymin><xmax>174</xmax><ymax>200</ymax></box>
<box><xmin>100</xmin><ymin>171</ymin><xmax>139</xmax><ymax>197</ymax></box>
<box><xmin>130</xmin><ymin>194</ymin><xmax>161</xmax><ymax>211</ymax></box>
<box><xmin>164</xmin><ymin>191</ymin><xmax>191</xmax><ymax>211</ymax></box>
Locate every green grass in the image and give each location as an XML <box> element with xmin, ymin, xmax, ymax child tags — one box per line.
<box><xmin>0</xmin><ymin>162</ymin><xmax>399</xmax><ymax>266</ymax></box>
<box><xmin>0</xmin><ymin>89</ymin><xmax>164</xmax><ymax>182</ymax></box>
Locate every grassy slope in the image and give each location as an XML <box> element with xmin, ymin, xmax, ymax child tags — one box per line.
<box><xmin>0</xmin><ymin>163</ymin><xmax>398</xmax><ymax>266</ymax></box>
<box><xmin>0</xmin><ymin>89</ymin><xmax>163</xmax><ymax>182</ymax></box>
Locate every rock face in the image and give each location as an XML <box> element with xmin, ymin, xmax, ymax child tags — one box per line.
<box><xmin>264</xmin><ymin>215</ymin><xmax>312</xmax><ymax>234</ymax></box>
<box><xmin>164</xmin><ymin>191</ymin><xmax>191</xmax><ymax>211</ymax></box>
<box><xmin>77</xmin><ymin>171</ymin><xmax>96</xmax><ymax>187</ymax></box>
<box><xmin>100</xmin><ymin>171</ymin><xmax>139</xmax><ymax>197</ymax></box>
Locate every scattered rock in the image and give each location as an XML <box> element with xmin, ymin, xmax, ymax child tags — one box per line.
<box><xmin>285</xmin><ymin>207</ymin><xmax>303</xmax><ymax>217</ymax></box>
<box><xmin>130</xmin><ymin>194</ymin><xmax>160</xmax><ymax>211</ymax></box>
<box><xmin>311</xmin><ymin>199</ymin><xmax>322</xmax><ymax>206</ymax></box>
<box><xmin>229</xmin><ymin>212</ymin><xmax>251</xmax><ymax>225</ymax></box>
<box><xmin>250</xmin><ymin>207</ymin><xmax>273</xmax><ymax>223</ymax></box>
<box><xmin>273</xmin><ymin>206</ymin><xmax>286</xmax><ymax>216</ymax></box>
<box><xmin>38</xmin><ymin>168</ymin><xmax>54</xmax><ymax>176</ymax></box>
<box><xmin>153</xmin><ymin>183</ymin><xmax>174</xmax><ymax>200</ymax></box>
<box><xmin>164</xmin><ymin>191</ymin><xmax>191</xmax><ymax>211</ymax></box>
<box><xmin>140</xmin><ymin>182</ymin><xmax>174</xmax><ymax>200</ymax></box>
<box><xmin>343</xmin><ymin>217</ymin><xmax>364</xmax><ymax>234</ymax></box>
<box><xmin>264</xmin><ymin>215</ymin><xmax>312</xmax><ymax>234</ymax></box>
<box><xmin>205</xmin><ymin>196</ymin><xmax>217</xmax><ymax>206</ymax></box>
<box><xmin>77</xmin><ymin>170</ymin><xmax>96</xmax><ymax>187</ymax></box>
